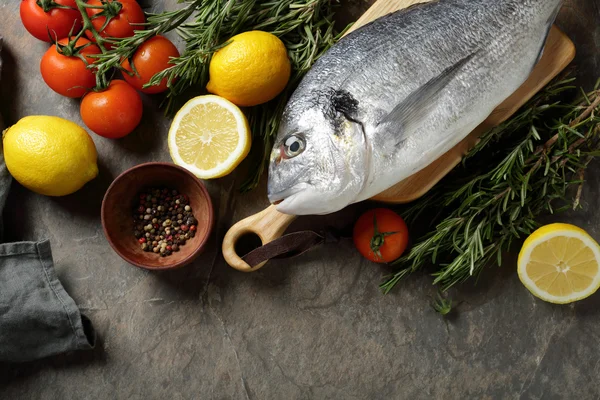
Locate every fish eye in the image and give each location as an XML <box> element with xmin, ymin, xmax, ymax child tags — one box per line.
<box><xmin>282</xmin><ymin>135</ymin><xmax>306</xmax><ymax>158</ymax></box>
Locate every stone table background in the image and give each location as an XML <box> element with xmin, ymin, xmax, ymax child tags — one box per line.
<box><xmin>1</xmin><ymin>0</ymin><xmax>599</xmax><ymax>398</ymax></box>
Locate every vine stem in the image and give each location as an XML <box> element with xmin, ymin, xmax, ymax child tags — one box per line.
<box><xmin>73</xmin><ymin>0</ymin><xmax>109</xmax><ymax>53</ymax></box>
<box><xmin>70</xmin><ymin>0</ymin><xmax>128</xmax><ymax>89</ymax></box>
<box><xmin>78</xmin><ymin>2</ymin><xmax>107</xmax><ymax>8</ymax></box>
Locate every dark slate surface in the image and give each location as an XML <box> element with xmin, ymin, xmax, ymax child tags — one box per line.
<box><xmin>1</xmin><ymin>0</ymin><xmax>600</xmax><ymax>398</ymax></box>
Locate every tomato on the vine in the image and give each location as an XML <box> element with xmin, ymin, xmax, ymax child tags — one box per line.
<box><xmin>353</xmin><ymin>208</ymin><xmax>409</xmax><ymax>263</ymax></box>
<box><xmin>40</xmin><ymin>37</ymin><xmax>100</xmax><ymax>98</ymax></box>
<box><xmin>20</xmin><ymin>0</ymin><xmax>83</xmax><ymax>42</ymax></box>
<box><xmin>121</xmin><ymin>35</ymin><xmax>180</xmax><ymax>94</ymax></box>
<box><xmin>85</xmin><ymin>0</ymin><xmax>145</xmax><ymax>43</ymax></box>
<box><xmin>80</xmin><ymin>80</ymin><xmax>143</xmax><ymax>139</ymax></box>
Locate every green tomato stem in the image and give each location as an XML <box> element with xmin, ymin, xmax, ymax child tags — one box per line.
<box><xmin>69</xmin><ymin>22</ymin><xmax>87</xmax><ymax>44</ymax></box>
<box><xmin>369</xmin><ymin>212</ymin><xmax>400</xmax><ymax>261</ymax></box>
<box><xmin>37</xmin><ymin>0</ymin><xmax>72</xmax><ymax>12</ymax></box>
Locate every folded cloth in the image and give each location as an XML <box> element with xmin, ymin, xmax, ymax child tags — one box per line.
<box><xmin>0</xmin><ymin>42</ymin><xmax>95</xmax><ymax>361</ymax></box>
<box><xmin>0</xmin><ymin>241</ymin><xmax>95</xmax><ymax>362</ymax></box>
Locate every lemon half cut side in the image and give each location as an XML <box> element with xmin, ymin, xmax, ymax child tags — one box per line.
<box><xmin>518</xmin><ymin>223</ymin><xmax>600</xmax><ymax>304</ymax></box>
<box><xmin>168</xmin><ymin>95</ymin><xmax>251</xmax><ymax>179</ymax></box>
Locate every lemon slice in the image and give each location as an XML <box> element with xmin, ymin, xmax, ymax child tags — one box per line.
<box><xmin>518</xmin><ymin>223</ymin><xmax>600</xmax><ymax>304</ymax></box>
<box><xmin>168</xmin><ymin>95</ymin><xmax>251</xmax><ymax>179</ymax></box>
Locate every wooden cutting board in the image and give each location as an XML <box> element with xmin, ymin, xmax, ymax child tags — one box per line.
<box><xmin>222</xmin><ymin>0</ymin><xmax>576</xmax><ymax>272</ymax></box>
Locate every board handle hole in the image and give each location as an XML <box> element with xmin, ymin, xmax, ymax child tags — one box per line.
<box><xmin>234</xmin><ymin>232</ymin><xmax>263</xmax><ymax>258</ymax></box>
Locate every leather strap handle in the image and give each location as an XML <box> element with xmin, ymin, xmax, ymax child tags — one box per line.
<box><xmin>222</xmin><ymin>205</ymin><xmax>297</xmax><ymax>272</ymax></box>
<box><xmin>242</xmin><ymin>231</ymin><xmax>325</xmax><ymax>267</ymax></box>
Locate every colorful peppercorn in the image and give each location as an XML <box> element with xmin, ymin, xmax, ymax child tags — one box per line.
<box><xmin>132</xmin><ymin>187</ymin><xmax>198</xmax><ymax>256</ymax></box>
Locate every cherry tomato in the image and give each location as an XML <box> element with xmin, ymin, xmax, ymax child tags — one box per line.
<box><xmin>121</xmin><ymin>36</ymin><xmax>180</xmax><ymax>94</ymax></box>
<box><xmin>80</xmin><ymin>80</ymin><xmax>143</xmax><ymax>139</ymax></box>
<box><xmin>353</xmin><ymin>208</ymin><xmax>409</xmax><ymax>263</ymax></box>
<box><xmin>20</xmin><ymin>0</ymin><xmax>82</xmax><ymax>42</ymax></box>
<box><xmin>40</xmin><ymin>37</ymin><xmax>100</xmax><ymax>98</ymax></box>
<box><xmin>85</xmin><ymin>0</ymin><xmax>145</xmax><ymax>43</ymax></box>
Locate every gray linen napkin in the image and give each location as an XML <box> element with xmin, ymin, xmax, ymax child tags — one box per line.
<box><xmin>0</xmin><ymin>38</ymin><xmax>96</xmax><ymax>362</ymax></box>
<box><xmin>0</xmin><ymin>240</ymin><xmax>96</xmax><ymax>362</ymax></box>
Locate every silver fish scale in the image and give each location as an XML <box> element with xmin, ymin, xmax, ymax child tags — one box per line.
<box><xmin>268</xmin><ymin>0</ymin><xmax>563</xmax><ymax>215</ymax></box>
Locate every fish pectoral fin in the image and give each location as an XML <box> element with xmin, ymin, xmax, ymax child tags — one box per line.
<box><xmin>379</xmin><ymin>50</ymin><xmax>480</xmax><ymax>139</ymax></box>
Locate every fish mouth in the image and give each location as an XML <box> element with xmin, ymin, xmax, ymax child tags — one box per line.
<box><xmin>268</xmin><ymin>183</ymin><xmax>308</xmax><ymax>206</ymax></box>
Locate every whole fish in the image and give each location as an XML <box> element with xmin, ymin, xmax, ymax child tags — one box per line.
<box><xmin>267</xmin><ymin>0</ymin><xmax>563</xmax><ymax>215</ymax></box>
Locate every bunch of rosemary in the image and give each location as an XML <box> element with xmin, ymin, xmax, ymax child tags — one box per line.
<box><xmin>92</xmin><ymin>0</ymin><xmax>347</xmax><ymax>190</ymax></box>
<box><xmin>381</xmin><ymin>78</ymin><xmax>600</xmax><ymax>293</ymax></box>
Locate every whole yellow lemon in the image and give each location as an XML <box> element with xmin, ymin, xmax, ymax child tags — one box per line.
<box><xmin>206</xmin><ymin>31</ymin><xmax>291</xmax><ymax>107</ymax></box>
<box><xmin>2</xmin><ymin>116</ymin><xmax>98</xmax><ymax>196</ymax></box>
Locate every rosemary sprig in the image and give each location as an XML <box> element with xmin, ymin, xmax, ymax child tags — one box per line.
<box><xmin>381</xmin><ymin>77</ymin><xmax>600</xmax><ymax>293</ymax></box>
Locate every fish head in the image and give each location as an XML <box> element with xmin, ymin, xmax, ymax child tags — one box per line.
<box><xmin>267</xmin><ymin>93</ymin><xmax>368</xmax><ymax>215</ymax></box>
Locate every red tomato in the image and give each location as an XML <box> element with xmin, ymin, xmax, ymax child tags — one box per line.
<box><xmin>20</xmin><ymin>0</ymin><xmax>82</xmax><ymax>42</ymax></box>
<box><xmin>85</xmin><ymin>0</ymin><xmax>145</xmax><ymax>43</ymax></box>
<box><xmin>121</xmin><ymin>36</ymin><xmax>180</xmax><ymax>94</ymax></box>
<box><xmin>353</xmin><ymin>208</ymin><xmax>409</xmax><ymax>263</ymax></box>
<box><xmin>40</xmin><ymin>37</ymin><xmax>100</xmax><ymax>98</ymax></box>
<box><xmin>80</xmin><ymin>80</ymin><xmax>143</xmax><ymax>138</ymax></box>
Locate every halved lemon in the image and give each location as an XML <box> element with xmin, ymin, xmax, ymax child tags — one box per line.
<box><xmin>168</xmin><ymin>95</ymin><xmax>251</xmax><ymax>179</ymax></box>
<box><xmin>518</xmin><ymin>223</ymin><xmax>600</xmax><ymax>304</ymax></box>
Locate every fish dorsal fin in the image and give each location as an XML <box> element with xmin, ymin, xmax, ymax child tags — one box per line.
<box><xmin>379</xmin><ymin>51</ymin><xmax>479</xmax><ymax>136</ymax></box>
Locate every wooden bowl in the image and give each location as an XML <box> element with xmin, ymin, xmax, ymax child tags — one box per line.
<box><xmin>101</xmin><ymin>162</ymin><xmax>213</xmax><ymax>270</ymax></box>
